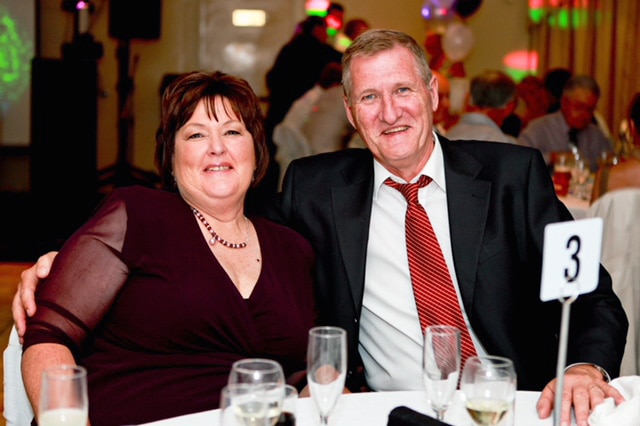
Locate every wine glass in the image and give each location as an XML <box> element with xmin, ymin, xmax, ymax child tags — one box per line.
<box><xmin>38</xmin><ymin>364</ymin><xmax>88</xmax><ymax>426</ymax></box>
<box><xmin>228</xmin><ymin>359</ymin><xmax>285</xmax><ymax>425</ymax></box>
<box><xmin>307</xmin><ymin>326</ymin><xmax>347</xmax><ymax>425</ymax></box>
<box><xmin>220</xmin><ymin>383</ymin><xmax>269</xmax><ymax>426</ymax></box>
<box><xmin>422</xmin><ymin>325</ymin><xmax>461</xmax><ymax>422</ymax></box>
<box><xmin>461</xmin><ymin>356</ymin><xmax>517</xmax><ymax>426</ymax></box>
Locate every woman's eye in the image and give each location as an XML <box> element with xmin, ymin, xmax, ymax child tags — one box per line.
<box><xmin>188</xmin><ymin>132</ymin><xmax>204</xmax><ymax>139</ymax></box>
<box><xmin>225</xmin><ymin>129</ymin><xmax>241</xmax><ymax>136</ymax></box>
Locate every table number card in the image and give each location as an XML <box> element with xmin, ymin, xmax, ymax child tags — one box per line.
<box><xmin>540</xmin><ymin>218</ymin><xmax>603</xmax><ymax>302</ymax></box>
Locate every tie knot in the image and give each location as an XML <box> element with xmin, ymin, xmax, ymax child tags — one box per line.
<box><xmin>385</xmin><ymin>175</ymin><xmax>432</xmax><ymax>204</ymax></box>
<box><xmin>569</xmin><ymin>128</ymin><xmax>579</xmax><ymax>144</ymax></box>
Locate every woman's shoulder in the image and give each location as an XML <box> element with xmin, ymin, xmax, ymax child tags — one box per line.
<box><xmin>107</xmin><ymin>186</ymin><xmax>181</xmax><ymax>206</ymax></box>
<box><xmin>103</xmin><ymin>186</ymin><xmax>186</xmax><ymax>222</ymax></box>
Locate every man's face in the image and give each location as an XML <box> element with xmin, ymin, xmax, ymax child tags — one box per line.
<box><xmin>344</xmin><ymin>46</ymin><xmax>438</xmax><ymax>181</ymax></box>
<box><xmin>561</xmin><ymin>87</ymin><xmax>598</xmax><ymax>130</ymax></box>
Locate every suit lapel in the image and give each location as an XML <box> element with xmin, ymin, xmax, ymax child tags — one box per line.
<box><xmin>440</xmin><ymin>139</ymin><xmax>491</xmax><ymax>312</ymax></box>
<box><xmin>332</xmin><ymin>156</ymin><xmax>374</xmax><ymax>312</ymax></box>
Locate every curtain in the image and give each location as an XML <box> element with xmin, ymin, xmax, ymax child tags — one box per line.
<box><xmin>530</xmin><ymin>0</ymin><xmax>640</xmax><ymax>148</ymax></box>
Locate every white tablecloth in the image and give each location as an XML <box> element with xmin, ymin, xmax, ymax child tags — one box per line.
<box><xmin>141</xmin><ymin>390</ymin><xmax>551</xmax><ymax>426</ymax></box>
<box><xmin>559</xmin><ymin>194</ymin><xmax>590</xmax><ymax>219</ymax></box>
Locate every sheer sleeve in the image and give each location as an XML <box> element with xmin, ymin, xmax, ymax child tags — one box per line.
<box><xmin>23</xmin><ymin>192</ymin><xmax>130</xmax><ymax>357</ymax></box>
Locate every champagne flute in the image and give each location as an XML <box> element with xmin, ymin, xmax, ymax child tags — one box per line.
<box><xmin>38</xmin><ymin>365</ymin><xmax>88</xmax><ymax>426</ymax></box>
<box><xmin>307</xmin><ymin>326</ymin><xmax>347</xmax><ymax>425</ymax></box>
<box><xmin>228</xmin><ymin>359</ymin><xmax>285</xmax><ymax>425</ymax></box>
<box><xmin>461</xmin><ymin>356</ymin><xmax>517</xmax><ymax>426</ymax></box>
<box><xmin>422</xmin><ymin>325</ymin><xmax>461</xmax><ymax>421</ymax></box>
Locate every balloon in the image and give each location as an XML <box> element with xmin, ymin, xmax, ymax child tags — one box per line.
<box><xmin>442</xmin><ymin>22</ymin><xmax>474</xmax><ymax>62</ymax></box>
<box><xmin>454</xmin><ymin>0</ymin><xmax>483</xmax><ymax>18</ymax></box>
<box><xmin>432</xmin><ymin>0</ymin><xmax>456</xmax><ymax>9</ymax></box>
<box><xmin>422</xmin><ymin>0</ymin><xmax>455</xmax><ymax>20</ymax></box>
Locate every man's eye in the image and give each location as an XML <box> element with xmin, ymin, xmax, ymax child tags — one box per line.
<box><xmin>397</xmin><ymin>87</ymin><xmax>411</xmax><ymax>94</ymax></box>
<box><xmin>361</xmin><ymin>94</ymin><xmax>377</xmax><ymax>102</ymax></box>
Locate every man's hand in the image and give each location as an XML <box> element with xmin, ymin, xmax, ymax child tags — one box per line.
<box><xmin>12</xmin><ymin>251</ymin><xmax>58</xmax><ymax>341</ymax></box>
<box><xmin>537</xmin><ymin>364</ymin><xmax>624</xmax><ymax>426</ymax></box>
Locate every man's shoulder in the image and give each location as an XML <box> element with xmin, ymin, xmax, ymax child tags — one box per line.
<box><xmin>292</xmin><ymin>148</ymin><xmax>372</xmax><ymax>168</ymax></box>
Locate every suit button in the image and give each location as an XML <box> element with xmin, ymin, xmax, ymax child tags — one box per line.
<box><xmin>353</xmin><ymin>318</ymin><xmax>358</xmax><ymax>323</ymax></box>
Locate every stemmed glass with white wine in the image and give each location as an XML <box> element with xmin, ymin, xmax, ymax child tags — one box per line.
<box><xmin>461</xmin><ymin>356</ymin><xmax>517</xmax><ymax>426</ymax></box>
<box><xmin>422</xmin><ymin>325</ymin><xmax>461</xmax><ymax>422</ymax></box>
<box><xmin>38</xmin><ymin>364</ymin><xmax>88</xmax><ymax>426</ymax></box>
<box><xmin>307</xmin><ymin>326</ymin><xmax>347</xmax><ymax>425</ymax></box>
<box><xmin>227</xmin><ymin>358</ymin><xmax>286</xmax><ymax>425</ymax></box>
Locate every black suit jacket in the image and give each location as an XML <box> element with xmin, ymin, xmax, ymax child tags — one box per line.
<box><xmin>266</xmin><ymin>136</ymin><xmax>628</xmax><ymax>391</ymax></box>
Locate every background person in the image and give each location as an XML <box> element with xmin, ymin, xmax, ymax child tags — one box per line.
<box><xmin>19</xmin><ymin>71</ymin><xmax>316</xmax><ymax>426</ymax></box>
<box><xmin>592</xmin><ymin>92</ymin><xmax>640</xmax><ymax>201</ymax></box>
<box><xmin>446</xmin><ymin>69</ymin><xmax>517</xmax><ymax>144</ymax></box>
<box><xmin>518</xmin><ymin>75</ymin><xmax>614</xmax><ymax>172</ymax></box>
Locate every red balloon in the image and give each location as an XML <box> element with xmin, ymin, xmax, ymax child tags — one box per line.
<box><xmin>455</xmin><ymin>0</ymin><xmax>483</xmax><ymax>18</ymax></box>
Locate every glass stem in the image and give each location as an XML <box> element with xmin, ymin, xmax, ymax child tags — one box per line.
<box><xmin>435</xmin><ymin>409</ymin><xmax>445</xmax><ymax>421</ymax></box>
<box><xmin>320</xmin><ymin>414</ymin><xmax>329</xmax><ymax>425</ymax></box>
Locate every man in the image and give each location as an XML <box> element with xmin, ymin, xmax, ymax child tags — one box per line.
<box><xmin>447</xmin><ymin>70</ymin><xmax>517</xmax><ymax>144</ymax></box>
<box><xmin>518</xmin><ymin>75</ymin><xmax>614</xmax><ymax>172</ymax></box>
<box><xmin>250</xmin><ymin>15</ymin><xmax>342</xmax><ymax>214</ymax></box>
<box><xmin>14</xmin><ymin>30</ymin><xmax>627</xmax><ymax>426</ymax></box>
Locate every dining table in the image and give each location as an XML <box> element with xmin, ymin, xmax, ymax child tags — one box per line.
<box><xmin>559</xmin><ymin>194</ymin><xmax>590</xmax><ymax>220</ymax></box>
<box><xmin>140</xmin><ymin>390</ymin><xmax>554</xmax><ymax>426</ymax></box>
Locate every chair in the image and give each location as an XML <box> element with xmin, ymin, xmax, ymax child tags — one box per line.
<box><xmin>3</xmin><ymin>326</ymin><xmax>34</xmax><ymax>426</ymax></box>
<box><xmin>588</xmin><ymin>188</ymin><xmax>640</xmax><ymax>376</ymax></box>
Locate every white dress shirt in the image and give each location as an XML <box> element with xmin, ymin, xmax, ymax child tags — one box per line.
<box><xmin>359</xmin><ymin>133</ymin><xmax>485</xmax><ymax>391</ymax></box>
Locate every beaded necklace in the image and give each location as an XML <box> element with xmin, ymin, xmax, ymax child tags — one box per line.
<box><xmin>192</xmin><ymin>207</ymin><xmax>249</xmax><ymax>249</ymax></box>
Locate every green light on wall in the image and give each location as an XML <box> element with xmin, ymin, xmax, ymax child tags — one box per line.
<box><xmin>530</xmin><ymin>6</ymin><xmax>599</xmax><ymax>30</ymax></box>
<box><xmin>0</xmin><ymin>6</ymin><xmax>31</xmax><ymax>105</ymax></box>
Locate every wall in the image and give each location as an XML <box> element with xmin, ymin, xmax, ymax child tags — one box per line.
<box><xmin>39</xmin><ymin>0</ymin><xmax>528</xmax><ymax>173</ymax></box>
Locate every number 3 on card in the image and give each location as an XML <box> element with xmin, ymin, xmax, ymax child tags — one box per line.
<box><xmin>540</xmin><ymin>218</ymin><xmax>603</xmax><ymax>302</ymax></box>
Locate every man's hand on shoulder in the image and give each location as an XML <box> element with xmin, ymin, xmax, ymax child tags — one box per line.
<box><xmin>12</xmin><ymin>251</ymin><xmax>58</xmax><ymax>342</ymax></box>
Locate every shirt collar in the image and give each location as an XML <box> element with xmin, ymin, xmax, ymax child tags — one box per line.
<box><xmin>373</xmin><ymin>132</ymin><xmax>446</xmax><ymax>199</ymax></box>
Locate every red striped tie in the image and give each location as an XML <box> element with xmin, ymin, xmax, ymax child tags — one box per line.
<box><xmin>385</xmin><ymin>175</ymin><xmax>477</xmax><ymax>365</ymax></box>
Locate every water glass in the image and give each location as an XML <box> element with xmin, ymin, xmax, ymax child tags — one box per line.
<box><xmin>274</xmin><ymin>385</ymin><xmax>298</xmax><ymax>426</ymax></box>
<box><xmin>38</xmin><ymin>365</ymin><xmax>88</xmax><ymax>426</ymax></box>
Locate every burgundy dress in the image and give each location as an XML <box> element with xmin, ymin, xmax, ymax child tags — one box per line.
<box><xmin>23</xmin><ymin>186</ymin><xmax>316</xmax><ymax>426</ymax></box>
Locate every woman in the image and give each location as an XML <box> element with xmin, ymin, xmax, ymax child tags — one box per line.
<box><xmin>21</xmin><ymin>71</ymin><xmax>316</xmax><ymax>426</ymax></box>
<box><xmin>591</xmin><ymin>92</ymin><xmax>640</xmax><ymax>202</ymax></box>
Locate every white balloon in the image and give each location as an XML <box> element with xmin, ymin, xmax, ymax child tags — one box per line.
<box><xmin>442</xmin><ymin>22</ymin><xmax>475</xmax><ymax>62</ymax></box>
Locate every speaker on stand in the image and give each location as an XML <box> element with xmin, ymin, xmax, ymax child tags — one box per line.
<box><xmin>97</xmin><ymin>0</ymin><xmax>163</xmax><ymax>189</ymax></box>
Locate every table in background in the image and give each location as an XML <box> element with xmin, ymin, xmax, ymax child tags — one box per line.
<box><xmin>559</xmin><ymin>194</ymin><xmax>590</xmax><ymax>220</ymax></box>
<box><xmin>142</xmin><ymin>390</ymin><xmax>552</xmax><ymax>426</ymax></box>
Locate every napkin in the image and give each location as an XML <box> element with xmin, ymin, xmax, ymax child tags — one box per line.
<box><xmin>387</xmin><ymin>406</ymin><xmax>453</xmax><ymax>426</ymax></box>
<box><xmin>588</xmin><ymin>376</ymin><xmax>640</xmax><ymax>426</ymax></box>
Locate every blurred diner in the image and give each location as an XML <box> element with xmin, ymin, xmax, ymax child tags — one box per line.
<box><xmin>592</xmin><ymin>92</ymin><xmax>640</xmax><ymax>202</ymax></box>
<box><xmin>518</xmin><ymin>74</ymin><xmax>614</xmax><ymax>172</ymax></box>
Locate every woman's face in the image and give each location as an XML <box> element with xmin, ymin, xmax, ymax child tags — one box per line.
<box><xmin>173</xmin><ymin>97</ymin><xmax>256</xmax><ymax>207</ymax></box>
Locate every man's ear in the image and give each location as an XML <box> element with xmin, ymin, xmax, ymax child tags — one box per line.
<box><xmin>344</xmin><ymin>96</ymin><xmax>357</xmax><ymax>129</ymax></box>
